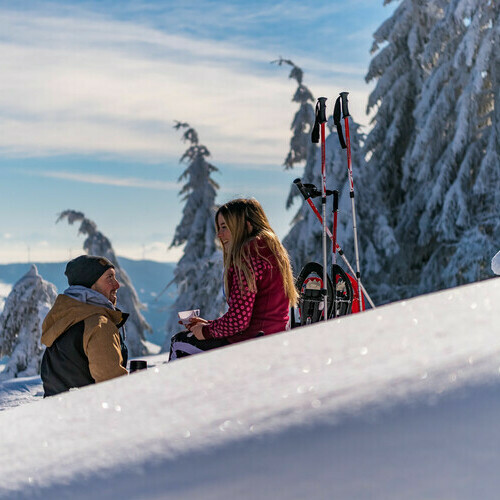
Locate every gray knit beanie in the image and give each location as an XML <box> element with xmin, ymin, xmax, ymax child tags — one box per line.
<box><xmin>65</xmin><ymin>255</ymin><xmax>114</xmax><ymax>288</ymax></box>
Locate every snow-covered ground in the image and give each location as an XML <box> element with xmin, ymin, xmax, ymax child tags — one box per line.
<box><xmin>1</xmin><ymin>277</ymin><xmax>499</xmax><ymax>499</ymax></box>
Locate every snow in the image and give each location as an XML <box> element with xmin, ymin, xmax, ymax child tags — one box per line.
<box><xmin>0</xmin><ymin>375</ymin><xmax>43</xmax><ymax>411</ymax></box>
<box><xmin>492</xmin><ymin>250</ymin><xmax>500</xmax><ymax>275</ymax></box>
<box><xmin>0</xmin><ymin>265</ymin><xmax>57</xmax><ymax>380</ymax></box>
<box><xmin>0</xmin><ymin>281</ymin><xmax>12</xmax><ymax>314</ymax></box>
<box><xmin>0</xmin><ymin>277</ymin><xmax>499</xmax><ymax>499</ymax></box>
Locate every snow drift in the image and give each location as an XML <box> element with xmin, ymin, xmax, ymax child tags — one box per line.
<box><xmin>0</xmin><ymin>277</ymin><xmax>499</xmax><ymax>499</ymax></box>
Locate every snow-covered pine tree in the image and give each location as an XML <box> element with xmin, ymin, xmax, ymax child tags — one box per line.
<box><xmin>396</xmin><ymin>0</ymin><xmax>499</xmax><ymax>294</ymax></box>
<box><xmin>58</xmin><ymin>210</ymin><xmax>151</xmax><ymax>356</ymax></box>
<box><xmin>273</xmin><ymin>58</ymin><xmax>317</xmax><ymax>273</ymax></box>
<box><xmin>0</xmin><ymin>265</ymin><xmax>57</xmax><ymax>380</ymax></box>
<box><xmin>272</xmin><ymin>58</ymin><xmax>316</xmax><ymax>172</ymax></box>
<box><xmin>161</xmin><ymin>122</ymin><xmax>225</xmax><ymax>352</ymax></box>
<box><xmin>363</xmin><ymin>0</ymin><xmax>444</xmax><ymax>302</ymax></box>
<box><xmin>275</xmin><ymin>59</ymin><xmax>366</xmax><ymax>286</ymax></box>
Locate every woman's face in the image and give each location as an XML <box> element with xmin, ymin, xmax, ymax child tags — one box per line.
<box><xmin>217</xmin><ymin>213</ymin><xmax>232</xmax><ymax>248</ymax></box>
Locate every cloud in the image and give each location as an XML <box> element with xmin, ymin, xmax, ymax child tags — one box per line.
<box><xmin>22</xmin><ymin>167</ymin><xmax>287</xmax><ymax>194</ymax></box>
<box><xmin>30</xmin><ymin>169</ymin><xmax>179</xmax><ymax>191</ymax></box>
<box><xmin>0</xmin><ymin>237</ymin><xmax>182</xmax><ymax>264</ymax></box>
<box><xmin>0</xmin><ymin>4</ymin><xmax>372</xmax><ymax>166</ymax></box>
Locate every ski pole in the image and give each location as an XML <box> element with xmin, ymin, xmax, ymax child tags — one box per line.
<box><xmin>332</xmin><ymin>189</ymin><xmax>339</xmax><ymax>317</ymax></box>
<box><xmin>335</xmin><ymin>92</ymin><xmax>364</xmax><ymax>311</ymax></box>
<box><xmin>311</xmin><ymin>97</ymin><xmax>328</xmax><ymax>321</ymax></box>
<box><xmin>293</xmin><ymin>178</ymin><xmax>376</xmax><ymax>309</ymax></box>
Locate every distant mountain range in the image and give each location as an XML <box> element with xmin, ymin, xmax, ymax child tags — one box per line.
<box><xmin>0</xmin><ymin>258</ymin><xmax>177</xmax><ymax>347</ymax></box>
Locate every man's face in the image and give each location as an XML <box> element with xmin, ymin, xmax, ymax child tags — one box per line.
<box><xmin>91</xmin><ymin>268</ymin><xmax>120</xmax><ymax>305</ymax></box>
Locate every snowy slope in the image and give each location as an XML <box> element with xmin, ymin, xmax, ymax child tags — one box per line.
<box><xmin>0</xmin><ymin>277</ymin><xmax>499</xmax><ymax>499</ymax></box>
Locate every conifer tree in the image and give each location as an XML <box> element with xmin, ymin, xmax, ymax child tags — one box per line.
<box><xmin>58</xmin><ymin>210</ymin><xmax>151</xmax><ymax>356</ymax></box>
<box><xmin>272</xmin><ymin>58</ymin><xmax>316</xmax><ymax>171</ymax></box>
<box><xmin>161</xmin><ymin>122</ymin><xmax>225</xmax><ymax>351</ymax></box>
<box><xmin>396</xmin><ymin>0</ymin><xmax>499</xmax><ymax>294</ymax></box>
<box><xmin>363</xmin><ymin>0</ymin><xmax>444</xmax><ymax>301</ymax></box>
<box><xmin>365</xmin><ymin>0</ymin><xmax>499</xmax><ymax>299</ymax></box>
<box><xmin>0</xmin><ymin>265</ymin><xmax>57</xmax><ymax>380</ymax></box>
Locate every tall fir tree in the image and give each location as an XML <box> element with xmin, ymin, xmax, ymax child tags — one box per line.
<box><xmin>272</xmin><ymin>58</ymin><xmax>316</xmax><ymax>173</ymax></box>
<box><xmin>396</xmin><ymin>0</ymin><xmax>500</xmax><ymax>294</ymax></box>
<box><xmin>0</xmin><ymin>265</ymin><xmax>57</xmax><ymax>380</ymax></box>
<box><xmin>365</xmin><ymin>0</ymin><xmax>499</xmax><ymax>300</ymax></box>
<box><xmin>58</xmin><ymin>210</ymin><xmax>151</xmax><ymax>356</ymax></box>
<box><xmin>161</xmin><ymin>122</ymin><xmax>226</xmax><ymax>351</ymax></box>
<box><xmin>363</xmin><ymin>0</ymin><xmax>444</xmax><ymax>301</ymax></box>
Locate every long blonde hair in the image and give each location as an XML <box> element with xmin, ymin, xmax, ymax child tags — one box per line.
<box><xmin>215</xmin><ymin>198</ymin><xmax>298</xmax><ymax>306</ymax></box>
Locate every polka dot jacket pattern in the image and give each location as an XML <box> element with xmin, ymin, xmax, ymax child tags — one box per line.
<box><xmin>202</xmin><ymin>239</ymin><xmax>289</xmax><ymax>342</ymax></box>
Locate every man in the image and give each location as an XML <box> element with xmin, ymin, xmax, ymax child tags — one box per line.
<box><xmin>40</xmin><ymin>255</ymin><xmax>129</xmax><ymax>396</ymax></box>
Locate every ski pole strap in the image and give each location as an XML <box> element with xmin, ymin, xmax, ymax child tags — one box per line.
<box><xmin>340</xmin><ymin>91</ymin><xmax>350</xmax><ymax>118</ymax></box>
<box><xmin>333</xmin><ymin>97</ymin><xmax>347</xmax><ymax>149</ymax></box>
<box><xmin>311</xmin><ymin>97</ymin><xmax>327</xmax><ymax>144</ymax></box>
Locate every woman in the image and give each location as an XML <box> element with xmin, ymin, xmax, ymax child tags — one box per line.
<box><xmin>169</xmin><ymin>198</ymin><xmax>298</xmax><ymax>360</ymax></box>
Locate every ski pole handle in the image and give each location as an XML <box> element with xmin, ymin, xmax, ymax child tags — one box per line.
<box><xmin>317</xmin><ymin>97</ymin><xmax>327</xmax><ymax>123</ymax></box>
<box><xmin>293</xmin><ymin>178</ymin><xmax>310</xmax><ymax>200</ymax></box>
<box><xmin>333</xmin><ymin>97</ymin><xmax>347</xmax><ymax>149</ymax></box>
<box><xmin>340</xmin><ymin>92</ymin><xmax>350</xmax><ymax>118</ymax></box>
<box><xmin>311</xmin><ymin>97</ymin><xmax>328</xmax><ymax>143</ymax></box>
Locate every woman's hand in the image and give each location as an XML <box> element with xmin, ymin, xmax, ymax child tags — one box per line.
<box><xmin>189</xmin><ymin>322</ymin><xmax>206</xmax><ymax>340</ymax></box>
<box><xmin>188</xmin><ymin>317</ymin><xmax>208</xmax><ymax>327</ymax></box>
<box><xmin>186</xmin><ymin>317</ymin><xmax>208</xmax><ymax>340</ymax></box>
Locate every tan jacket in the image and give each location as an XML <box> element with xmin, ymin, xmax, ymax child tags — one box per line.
<box><xmin>42</xmin><ymin>295</ymin><xmax>128</xmax><ymax>383</ymax></box>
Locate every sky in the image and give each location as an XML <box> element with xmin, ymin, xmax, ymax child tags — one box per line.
<box><xmin>0</xmin><ymin>0</ymin><xmax>397</xmax><ymax>263</ymax></box>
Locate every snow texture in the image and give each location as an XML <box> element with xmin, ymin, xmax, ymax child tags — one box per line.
<box><xmin>0</xmin><ymin>277</ymin><xmax>499</xmax><ymax>499</ymax></box>
<box><xmin>58</xmin><ymin>210</ymin><xmax>152</xmax><ymax>356</ymax></box>
<box><xmin>0</xmin><ymin>265</ymin><xmax>57</xmax><ymax>380</ymax></box>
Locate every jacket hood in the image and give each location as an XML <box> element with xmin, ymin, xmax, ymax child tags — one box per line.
<box><xmin>41</xmin><ymin>295</ymin><xmax>127</xmax><ymax>348</ymax></box>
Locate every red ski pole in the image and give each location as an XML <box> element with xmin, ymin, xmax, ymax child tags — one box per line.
<box><xmin>293</xmin><ymin>179</ymin><xmax>376</xmax><ymax>309</ymax></box>
<box><xmin>332</xmin><ymin>189</ymin><xmax>339</xmax><ymax>317</ymax></box>
<box><xmin>336</xmin><ymin>92</ymin><xmax>364</xmax><ymax>311</ymax></box>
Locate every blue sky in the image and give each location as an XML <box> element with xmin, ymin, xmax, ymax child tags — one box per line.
<box><xmin>0</xmin><ymin>0</ymin><xmax>396</xmax><ymax>263</ymax></box>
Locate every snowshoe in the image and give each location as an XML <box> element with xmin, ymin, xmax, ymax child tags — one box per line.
<box><xmin>330</xmin><ymin>264</ymin><xmax>354</xmax><ymax>317</ymax></box>
<box><xmin>291</xmin><ymin>262</ymin><xmax>333</xmax><ymax>327</ymax></box>
<box><xmin>290</xmin><ymin>262</ymin><xmax>354</xmax><ymax>328</ymax></box>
